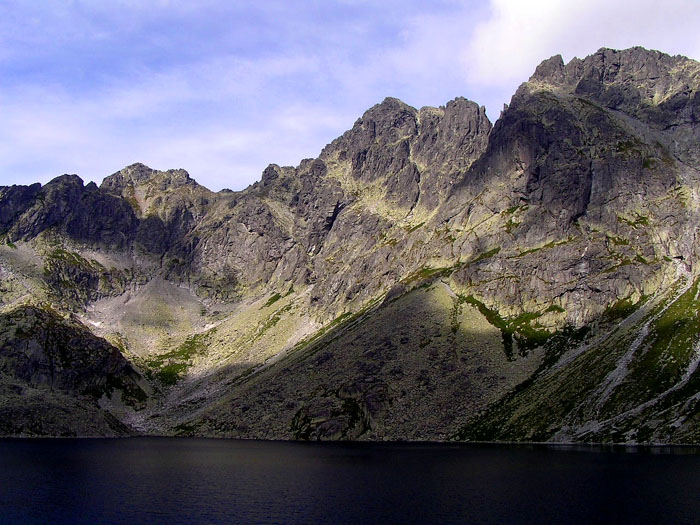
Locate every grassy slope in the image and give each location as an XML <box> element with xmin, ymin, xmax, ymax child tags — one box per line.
<box><xmin>162</xmin><ymin>282</ymin><xmax>541</xmax><ymax>440</ymax></box>
<box><xmin>458</xmin><ymin>277</ymin><xmax>700</xmax><ymax>444</ymax></box>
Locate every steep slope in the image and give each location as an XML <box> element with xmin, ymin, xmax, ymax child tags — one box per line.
<box><xmin>0</xmin><ymin>304</ymin><xmax>148</xmax><ymax>436</ymax></box>
<box><xmin>1</xmin><ymin>46</ymin><xmax>699</xmax><ymax>442</ymax></box>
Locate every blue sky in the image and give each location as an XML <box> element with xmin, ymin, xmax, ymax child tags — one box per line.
<box><xmin>2</xmin><ymin>0</ymin><xmax>699</xmax><ymax>191</ymax></box>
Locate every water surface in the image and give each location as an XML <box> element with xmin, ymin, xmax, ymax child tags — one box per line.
<box><xmin>1</xmin><ymin>438</ymin><xmax>698</xmax><ymax>523</ymax></box>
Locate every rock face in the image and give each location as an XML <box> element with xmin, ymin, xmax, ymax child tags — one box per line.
<box><xmin>0</xmin><ymin>305</ymin><xmax>147</xmax><ymax>436</ymax></box>
<box><xmin>1</xmin><ymin>46</ymin><xmax>700</xmax><ymax>443</ymax></box>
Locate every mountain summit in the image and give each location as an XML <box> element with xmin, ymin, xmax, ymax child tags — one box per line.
<box><xmin>1</xmin><ymin>47</ymin><xmax>700</xmax><ymax>443</ymax></box>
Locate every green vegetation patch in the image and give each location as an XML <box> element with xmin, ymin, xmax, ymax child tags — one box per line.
<box><xmin>262</xmin><ymin>285</ymin><xmax>295</xmax><ymax>308</ymax></box>
<box><xmin>501</xmin><ymin>205</ymin><xmax>528</xmax><ymax>234</ymax></box>
<box><xmin>45</xmin><ymin>248</ymin><xmax>87</xmax><ymax>266</ymax></box>
<box><xmin>504</xmin><ymin>218</ymin><xmax>521</xmax><ymax>233</ymax></box>
<box><xmin>605</xmin><ymin>279</ymin><xmax>700</xmax><ymax>412</ymax></box>
<box><xmin>340</xmin><ymin>398</ymin><xmax>366</xmax><ymax>435</ymax></box>
<box><xmin>145</xmin><ymin>331</ymin><xmax>212</xmax><ymax>385</ymax></box>
<box><xmin>405</xmin><ymin>221</ymin><xmax>425</xmax><ymax>233</ymax></box>
<box><xmin>513</xmin><ymin>237</ymin><xmax>574</xmax><ymax>258</ymax></box>
<box><xmin>469</xmin><ymin>247</ymin><xmax>501</xmax><ymax>265</ymax></box>
<box><xmin>601</xmin><ymin>257</ymin><xmax>633</xmax><ymax>273</ymax></box>
<box><xmin>461</xmin><ymin>295</ymin><xmax>551</xmax><ymax>359</ymax></box>
<box><xmin>263</xmin><ymin>293</ymin><xmax>282</xmax><ymax>308</ymax></box>
<box><xmin>155</xmin><ymin>363</ymin><xmax>188</xmax><ymax>385</ymax></box>
<box><xmin>402</xmin><ymin>265</ymin><xmax>457</xmax><ymax>285</ymax></box>
<box><xmin>502</xmin><ymin>204</ymin><xmax>528</xmax><ymax>215</ymax></box>
<box><xmin>617</xmin><ymin>213</ymin><xmax>650</xmax><ymax>228</ymax></box>
<box><xmin>606</xmin><ymin>234</ymin><xmax>630</xmax><ymax>246</ymax></box>
<box><xmin>545</xmin><ymin>305</ymin><xmax>566</xmax><ymax>313</ymax></box>
<box><xmin>602</xmin><ymin>297</ymin><xmax>642</xmax><ymax>323</ymax></box>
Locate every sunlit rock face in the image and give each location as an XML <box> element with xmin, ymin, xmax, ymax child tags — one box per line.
<box><xmin>1</xmin><ymin>46</ymin><xmax>700</xmax><ymax>443</ymax></box>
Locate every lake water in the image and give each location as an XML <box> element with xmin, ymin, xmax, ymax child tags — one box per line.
<box><xmin>1</xmin><ymin>438</ymin><xmax>699</xmax><ymax>524</ymax></box>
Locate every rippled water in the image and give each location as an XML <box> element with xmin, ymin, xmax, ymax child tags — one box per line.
<box><xmin>1</xmin><ymin>438</ymin><xmax>699</xmax><ymax>524</ymax></box>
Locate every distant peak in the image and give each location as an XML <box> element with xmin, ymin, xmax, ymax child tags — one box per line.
<box><xmin>100</xmin><ymin>163</ymin><xmax>193</xmax><ymax>195</ymax></box>
<box><xmin>353</xmin><ymin>97</ymin><xmax>418</xmax><ymax>136</ymax></box>
<box><xmin>375</xmin><ymin>97</ymin><xmax>416</xmax><ymax>113</ymax></box>
<box><xmin>380</xmin><ymin>96</ymin><xmax>408</xmax><ymax>106</ymax></box>
<box><xmin>526</xmin><ymin>46</ymin><xmax>698</xmax><ymax>97</ymax></box>
<box><xmin>100</xmin><ymin>163</ymin><xmax>156</xmax><ymax>193</ymax></box>
<box><xmin>123</xmin><ymin>162</ymin><xmax>155</xmax><ymax>174</ymax></box>
<box><xmin>261</xmin><ymin>164</ymin><xmax>282</xmax><ymax>186</ymax></box>
<box><xmin>530</xmin><ymin>54</ymin><xmax>565</xmax><ymax>83</ymax></box>
<box><xmin>46</xmin><ymin>174</ymin><xmax>84</xmax><ymax>187</ymax></box>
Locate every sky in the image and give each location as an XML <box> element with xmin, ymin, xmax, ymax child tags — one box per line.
<box><xmin>1</xmin><ymin>0</ymin><xmax>700</xmax><ymax>191</ymax></box>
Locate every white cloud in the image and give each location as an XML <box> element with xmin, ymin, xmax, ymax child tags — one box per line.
<box><xmin>0</xmin><ymin>55</ymin><xmax>355</xmax><ymax>190</ymax></box>
<box><xmin>0</xmin><ymin>51</ymin><xmax>328</xmax><ymax>189</ymax></box>
<box><xmin>463</xmin><ymin>0</ymin><xmax>700</xmax><ymax>110</ymax></box>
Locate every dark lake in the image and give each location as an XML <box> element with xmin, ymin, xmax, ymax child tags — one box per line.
<box><xmin>1</xmin><ymin>438</ymin><xmax>699</xmax><ymax>524</ymax></box>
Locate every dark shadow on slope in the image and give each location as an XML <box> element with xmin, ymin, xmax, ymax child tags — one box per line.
<box><xmin>0</xmin><ymin>305</ymin><xmax>148</xmax><ymax>436</ymax></box>
<box><xmin>170</xmin><ymin>274</ymin><xmax>553</xmax><ymax>441</ymax></box>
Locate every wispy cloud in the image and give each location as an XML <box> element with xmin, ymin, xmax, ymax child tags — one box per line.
<box><xmin>1</xmin><ymin>1</ymin><xmax>698</xmax><ymax>190</ymax></box>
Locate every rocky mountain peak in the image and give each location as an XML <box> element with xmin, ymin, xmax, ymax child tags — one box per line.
<box><xmin>352</xmin><ymin>97</ymin><xmax>419</xmax><ymax>146</ymax></box>
<box><xmin>46</xmin><ymin>173</ymin><xmax>85</xmax><ymax>188</ymax></box>
<box><xmin>38</xmin><ymin>175</ymin><xmax>92</xmax><ymax>205</ymax></box>
<box><xmin>99</xmin><ymin>163</ymin><xmax>155</xmax><ymax>194</ymax></box>
<box><xmin>522</xmin><ymin>46</ymin><xmax>700</xmax><ymax>167</ymax></box>
<box><xmin>98</xmin><ymin>162</ymin><xmax>204</xmax><ymax>220</ymax></box>
<box><xmin>531</xmin><ymin>46</ymin><xmax>695</xmax><ymax>85</ymax></box>
<box><xmin>528</xmin><ymin>47</ymin><xmax>699</xmax><ymax>111</ymax></box>
<box><xmin>261</xmin><ymin>163</ymin><xmax>283</xmax><ymax>186</ymax></box>
<box><xmin>529</xmin><ymin>54</ymin><xmax>567</xmax><ymax>84</ymax></box>
<box><xmin>101</xmin><ymin>163</ymin><xmax>194</xmax><ymax>197</ymax></box>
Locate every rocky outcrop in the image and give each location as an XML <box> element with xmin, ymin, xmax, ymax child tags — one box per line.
<box><xmin>0</xmin><ymin>305</ymin><xmax>147</xmax><ymax>436</ymax></box>
<box><xmin>432</xmin><ymin>46</ymin><xmax>699</xmax><ymax>331</ymax></box>
<box><xmin>0</xmin><ymin>306</ymin><xmax>145</xmax><ymax>401</ymax></box>
<box><xmin>1</xmin><ymin>175</ymin><xmax>139</xmax><ymax>250</ymax></box>
<box><xmin>43</xmin><ymin>248</ymin><xmax>128</xmax><ymax>308</ymax></box>
<box><xmin>531</xmin><ymin>47</ymin><xmax>700</xmax><ymax>165</ymax></box>
<box><xmin>0</xmin><ymin>183</ymin><xmax>42</xmax><ymax>232</ymax></box>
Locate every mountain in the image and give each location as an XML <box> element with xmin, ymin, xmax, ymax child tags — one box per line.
<box><xmin>1</xmin><ymin>46</ymin><xmax>700</xmax><ymax>443</ymax></box>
